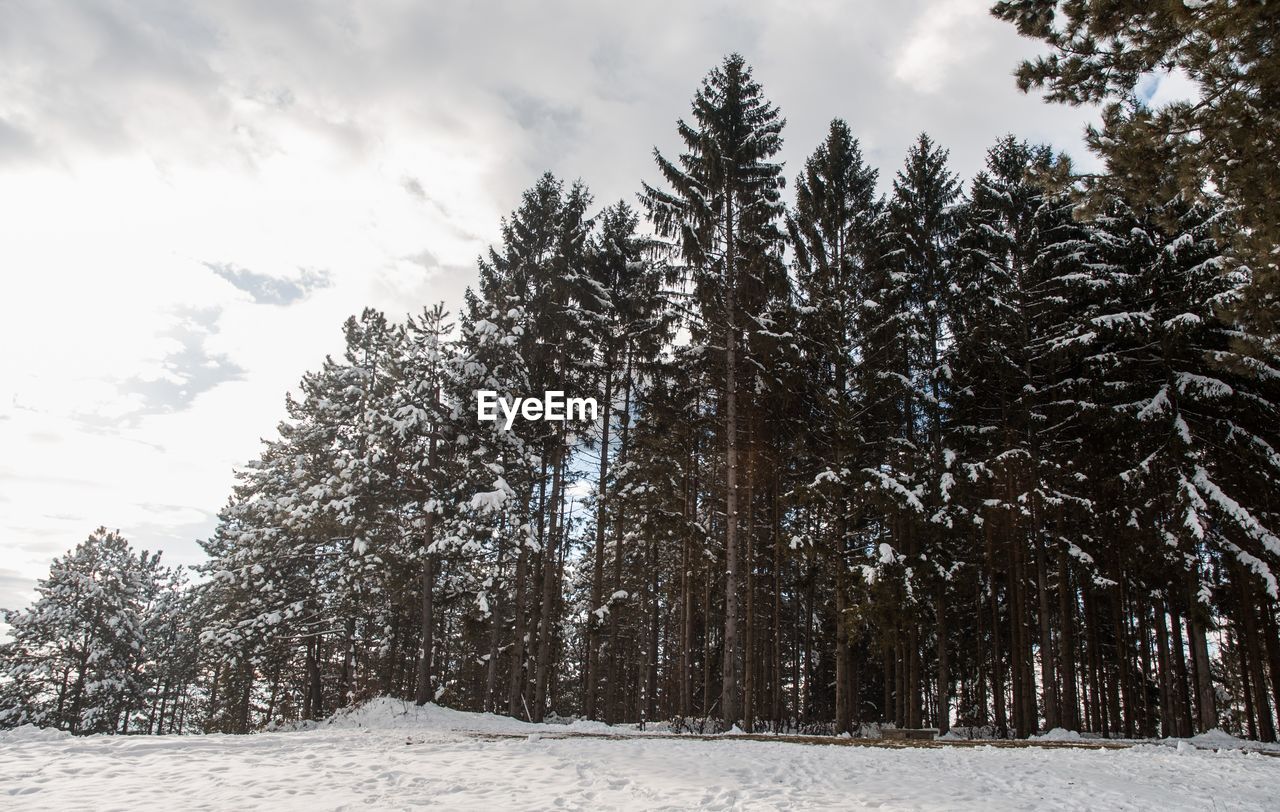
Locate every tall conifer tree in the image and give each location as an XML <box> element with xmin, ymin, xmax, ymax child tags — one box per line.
<box><xmin>642</xmin><ymin>53</ymin><xmax>786</xmax><ymax>728</ymax></box>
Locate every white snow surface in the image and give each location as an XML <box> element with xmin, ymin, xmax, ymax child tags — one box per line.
<box><xmin>3</xmin><ymin>699</ymin><xmax>1280</xmax><ymax>810</ymax></box>
<box><xmin>1030</xmin><ymin>727</ymin><xmax>1083</xmax><ymax>742</ymax></box>
<box><xmin>1190</xmin><ymin>727</ymin><xmax>1250</xmax><ymax>748</ymax></box>
<box><xmin>0</xmin><ymin>725</ymin><xmax>70</xmax><ymax>744</ymax></box>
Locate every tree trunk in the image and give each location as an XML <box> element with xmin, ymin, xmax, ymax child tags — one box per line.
<box><xmin>743</xmin><ymin>436</ymin><xmax>756</xmax><ymax>733</ymax></box>
<box><xmin>414</xmin><ymin>519</ymin><xmax>437</xmax><ymax>705</ymax></box>
<box><xmin>1187</xmin><ymin>581</ymin><xmax>1217</xmax><ymax>732</ymax></box>
<box><xmin>484</xmin><ymin>533</ymin><xmax>507</xmax><ymax>713</ymax></box>
<box><xmin>1169</xmin><ymin>603</ymin><xmax>1193</xmax><ymax>737</ymax></box>
<box><xmin>986</xmin><ymin>524</ymin><xmax>1007</xmax><ymax>736</ymax></box>
<box><xmin>1260</xmin><ymin>598</ymin><xmax>1280</xmax><ymax>734</ymax></box>
<box><xmin>1236</xmin><ymin>570</ymin><xmax>1276</xmax><ymax>741</ymax></box>
<box><xmin>507</xmin><ymin>491</ymin><xmax>533</xmax><ymax>719</ymax></box>
<box><xmin>680</xmin><ymin>457</ymin><xmax>695</xmax><ymax>721</ymax></box>
<box><xmin>607</xmin><ymin>351</ymin><xmax>634</xmax><ymax>723</ymax></box>
<box><xmin>834</xmin><ymin>509</ymin><xmax>852</xmax><ymax>734</ymax></box>
<box><xmin>1056</xmin><ymin>548</ymin><xmax>1079</xmax><ymax>730</ymax></box>
<box><xmin>721</xmin><ymin>321</ymin><xmax>742</xmax><ymax>729</ymax></box>
<box><xmin>936</xmin><ymin>583</ymin><xmax>950</xmax><ymax>734</ymax></box>
<box><xmin>1033</xmin><ymin>530</ymin><xmax>1058</xmax><ymax>731</ymax></box>
<box><xmin>1154</xmin><ymin>600</ymin><xmax>1175</xmax><ymax>737</ymax></box>
<box><xmin>771</xmin><ymin>469</ymin><xmax>784</xmax><ymax>731</ymax></box>
<box><xmin>647</xmin><ymin>535</ymin><xmax>660</xmax><ymax>724</ymax></box>
<box><xmin>534</xmin><ymin>443</ymin><xmax>566</xmax><ymax>721</ymax></box>
<box><xmin>587</xmin><ymin>365</ymin><xmax>612</xmax><ymax>719</ymax></box>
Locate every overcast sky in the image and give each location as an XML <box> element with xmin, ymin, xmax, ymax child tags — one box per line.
<box><xmin>0</xmin><ymin>0</ymin><xmax>1124</xmax><ymax>612</ymax></box>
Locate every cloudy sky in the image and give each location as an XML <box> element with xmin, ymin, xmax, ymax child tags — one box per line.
<box><xmin>0</xmin><ymin>0</ymin><xmax>1115</xmax><ymax>611</ymax></box>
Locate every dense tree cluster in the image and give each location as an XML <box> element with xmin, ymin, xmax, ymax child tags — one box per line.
<box><xmin>3</xmin><ymin>50</ymin><xmax>1278</xmax><ymax>741</ymax></box>
<box><xmin>0</xmin><ymin>529</ymin><xmax>197</xmax><ymax>734</ymax></box>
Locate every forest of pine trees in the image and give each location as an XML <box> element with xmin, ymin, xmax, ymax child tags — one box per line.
<box><xmin>4</xmin><ymin>49</ymin><xmax>1280</xmax><ymax>742</ymax></box>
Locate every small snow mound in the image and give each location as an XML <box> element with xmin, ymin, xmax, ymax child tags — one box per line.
<box><xmin>938</xmin><ymin>730</ymin><xmax>964</xmax><ymax>741</ymax></box>
<box><xmin>725</xmin><ymin>724</ymin><xmax>745</xmax><ymax>735</ymax></box>
<box><xmin>0</xmin><ymin>724</ymin><xmax>71</xmax><ymax>743</ymax></box>
<box><xmin>566</xmin><ymin>719</ymin><xmax>612</xmax><ymax>733</ymax></box>
<box><xmin>320</xmin><ymin>696</ymin><xmax>539</xmax><ymax>735</ymax></box>
<box><xmin>1031</xmin><ymin>727</ymin><xmax>1082</xmax><ymax>741</ymax></box>
<box><xmin>1190</xmin><ymin>728</ymin><xmax>1246</xmax><ymax>749</ymax></box>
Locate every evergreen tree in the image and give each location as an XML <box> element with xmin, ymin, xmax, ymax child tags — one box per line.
<box><xmin>788</xmin><ymin>118</ymin><xmax>884</xmax><ymax>733</ymax></box>
<box><xmin>581</xmin><ymin>200</ymin><xmax>667</xmax><ymax>721</ymax></box>
<box><xmin>1081</xmin><ymin>188</ymin><xmax>1280</xmax><ymax>739</ymax></box>
<box><xmin>991</xmin><ymin>0</ymin><xmax>1280</xmax><ymax>336</ymax></box>
<box><xmin>641</xmin><ymin>52</ymin><xmax>787</xmax><ymax>729</ymax></box>
<box><xmin>0</xmin><ymin>528</ymin><xmax>166</xmax><ymax>734</ymax></box>
<box><xmin>874</xmin><ymin>133</ymin><xmax>961</xmax><ymax>732</ymax></box>
<box><xmin>950</xmin><ymin>136</ymin><xmax>1091</xmax><ymax>735</ymax></box>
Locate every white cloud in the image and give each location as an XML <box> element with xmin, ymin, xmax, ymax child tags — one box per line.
<box><xmin>894</xmin><ymin>0</ymin><xmax>992</xmax><ymax>93</ymax></box>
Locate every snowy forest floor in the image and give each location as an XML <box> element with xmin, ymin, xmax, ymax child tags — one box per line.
<box><xmin>3</xmin><ymin>701</ymin><xmax>1279</xmax><ymax>811</ymax></box>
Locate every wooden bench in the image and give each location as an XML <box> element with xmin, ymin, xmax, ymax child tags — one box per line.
<box><xmin>880</xmin><ymin>728</ymin><xmax>938</xmax><ymax>741</ymax></box>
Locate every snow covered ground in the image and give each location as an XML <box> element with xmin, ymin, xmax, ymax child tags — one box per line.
<box><xmin>3</xmin><ymin>700</ymin><xmax>1279</xmax><ymax>810</ymax></box>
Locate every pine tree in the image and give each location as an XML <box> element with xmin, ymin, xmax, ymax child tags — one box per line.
<box><xmin>788</xmin><ymin>118</ymin><xmax>884</xmax><ymax>733</ymax></box>
<box><xmin>0</xmin><ymin>528</ymin><xmax>165</xmax><ymax>734</ymax></box>
<box><xmin>386</xmin><ymin>304</ymin><xmax>461</xmax><ymax>706</ymax></box>
<box><xmin>871</xmin><ymin>133</ymin><xmax>961</xmax><ymax>731</ymax></box>
<box><xmin>991</xmin><ymin>0</ymin><xmax>1280</xmax><ymax>336</ymax></box>
<box><xmin>950</xmin><ymin>136</ymin><xmax>1091</xmax><ymax>735</ymax></box>
<box><xmin>641</xmin><ymin>53</ymin><xmax>787</xmax><ymax>729</ymax></box>
<box><xmin>1081</xmin><ymin>188</ymin><xmax>1280</xmax><ymax>738</ymax></box>
<box><xmin>141</xmin><ymin>566</ymin><xmax>203</xmax><ymax>733</ymax></box>
<box><xmin>581</xmin><ymin>201</ymin><xmax>667</xmax><ymax>721</ymax></box>
<box><xmin>469</xmin><ymin>172</ymin><xmax>599</xmax><ymax>721</ymax></box>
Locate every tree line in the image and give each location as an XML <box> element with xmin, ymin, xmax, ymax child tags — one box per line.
<box><xmin>3</xmin><ymin>14</ymin><xmax>1279</xmax><ymax>741</ymax></box>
